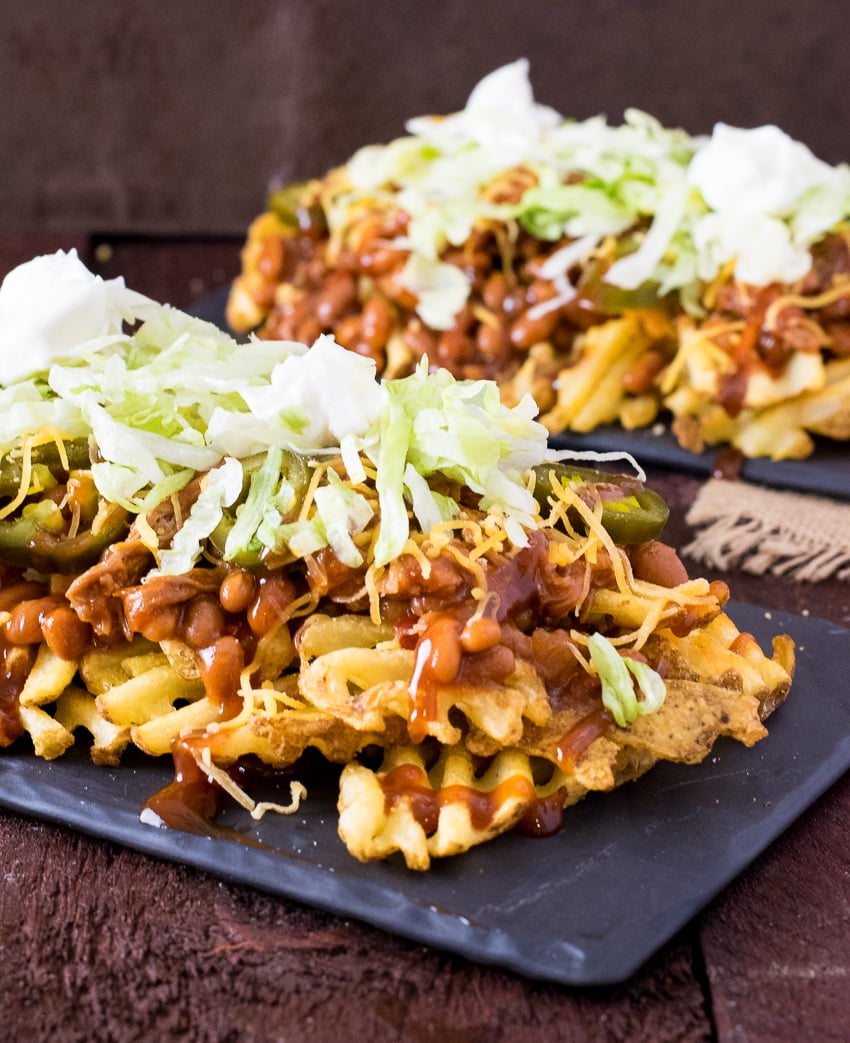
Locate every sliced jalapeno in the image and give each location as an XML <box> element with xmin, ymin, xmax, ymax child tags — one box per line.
<box><xmin>531</xmin><ymin>463</ymin><xmax>669</xmax><ymax>544</ymax></box>
<box><xmin>268</xmin><ymin>182</ymin><xmax>327</xmax><ymax>235</ymax></box>
<box><xmin>0</xmin><ymin>499</ymin><xmax>129</xmax><ymax>572</ymax></box>
<box><xmin>0</xmin><ymin>437</ymin><xmax>92</xmax><ymax>500</ymax></box>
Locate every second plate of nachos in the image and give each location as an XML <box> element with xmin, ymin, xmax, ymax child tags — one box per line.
<box><xmin>227</xmin><ymin>60</ymin><xmax>850</xmax><ymax>465</ymax></box>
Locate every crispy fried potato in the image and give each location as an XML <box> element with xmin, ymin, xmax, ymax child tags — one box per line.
<box><xmin>19</xmin><ymin>645</ymin><xmax>77</xmax><ymax>708</ymax></box>
<box><xmin>337</xmin><ymin>606</ymin><xmax>794</xmax><ymax>867</ymax></box>
<box><xmin>53</xmin><ymin>685</ymin><xmax>130</xmax><ymax>765</ymax></box>
<box><xmin>97</xmin><ymin>663</ymin><xmax>205</xmax><ymax>727</ymax></box>
<box><xmin>19</xmin><ymin>703</ymin><xmax>75</xmax><ymax>760</ymax></box>
<box><xmin>542</xmin><ymin>314</ymin><xmax>661</xmax><ymax>433</ymax></box>
<box><xmin>339</xmin><ymin>744</ymin><xmax>559</xmax><ymax>870</ymax></box>
<box><xmin>79</xmin><ymin>638</ymin><xmax>161</xmax><ymax>694</ymax></box>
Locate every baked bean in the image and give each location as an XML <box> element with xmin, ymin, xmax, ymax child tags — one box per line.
<box><xmin>822</xmin><ymin>290</ymin><xmax>850</xmax><ymax>320</ymax></box>
<box><xmin>256</xmin><ymin>236</ymin><xmax>284</xmax><ymax>280</ymax></box>
<box><xmin>483</xmin><ymin>272</ymin><xmax>509</xmax><ymax>313</ymax></box>
<box><xmin>334</xmin><ymin>313</ymin><xmax>363</xmax><ymax>350</ymax></box>
<box><xmin>525</xmin><ymin>278</ymin><xmax>559</xmax><ymax>307</ymax></box>
<box><xmin>295</xmin><ymin>314</ymin><xmax>324</xmax><ymax>344</ymax></box>
<box><xmin>709</xmin><ymin>579</ymin><xmax>730</xmax><ymax>604</ymax></box>
<box><xmin>360</xmin><ymin>296</ymin><xmax>391</xmax><ymax>351</ymax></box>
<box><xmin>825</xmin><ymin>320</ymin><xmax>850</xmax><ymax>356</ymax></box>
<box><xmin>248</xmin><ymin>573</ymin><xmax>297</xmax><ymax>637</ymax></box>
<box><xmin>453</xmin><ymin>306</ymin><xmax>475</xmax><ymax>335</ymax></box>
<box><xmin>436</xmin><ymin>328</ymin><xmax>474</xmax><ymax>368</ymax></box>
<box><xmin>443</xmin><ymin>251</ymin><xmax>488</xmax><ymax>292</ymax></box>
<box><xmin>629</xmin><ymin>541</ymin><xmax>689</xmax><ymax>588</ymax></box>
<box><xmin>475</xmin><ymin>320</ymin><xmax>511</xmax><ymax>364</ymax></box>
<box><xmin>219</xmin><ymin>569</ymin><xmax>256</xmax><ymax>614</ymax></box>
<box><xmin>729</xmin><ymin>632</ymin><xmax>759</xmax><ymax>657</ymax></box>
<box><xmin>315</xmin><ymin>270</ymin><xmax>357</xmax><ymax>325</ymax></box>
<box><xmin>530</xmin><ymin>376</ymin><xmax>557</xmax><ymax>413</ymax></box>
<box><xmin>422</xmin><ymin>616</ymin><xmax>462</xmax><ymax>684</ymax></box>
<box><xmin>509</xmin><ymin>306</ymin><xmax>559</xmax><ymax>349</ymax></box>
<box><xmin>623</xmin><ymin>350</ymin><xmax>667</xmax><ymax>395</ymax></box>
<box><xmin>305</xmin><ymin>255</ymin><xmax>330</xmax><ymax>286</ymax></box>
<box><xmin>460</xmin><ymin>616</ymin><xmax>501</xmax><ymax>654</ymax></box>
<box><xmin>138</xmin><ymin>604</ymin><xmax>181</xmax><ymax>643</ymax></box>
<box><xmin>41</xmin><ymin>605</ymin><xmax>91</xmax><ymax>661</ymax></box>
<box><xmin>181</xmin><ymin>595</ymin><xmax>226</xmax><ymax>650</ymax></box>
<box><xmin>457</xmin><ymin>644</ymin><xmax>516</xmax><ymax>684</ymax></box>
<box><xmin>402</xmin><ymin>320</ymin><xmax>438</xmax><ymax>362</ymax></box>
<box><xmin>5</xmin><ymin>595</ymin><xmax>63</xmax><ymax>646</ymax></box>
<box><xmin>198</xmin><ymin>635</ymin><xmax>245</xmax><ymax>718</ymax></box>
<box><xmin>561</xmin><ymin>293</ymin><xmax>608</xmax><ymax>331</ymax></box>
<box><xmin>347</xmin><ymin>216</ymin><xmax>386</xmax><ymax>254</ymax></box>
<box><xmin>0</xmin><ymin>581</ymin><xmax>48</xmax><ymax>614</ymax></box>
<box><xmin>357</xmin><ymin>247</ymin><xmax>399</xmax><ymax>276</ymax></box>
<box><xmin>500</xmin><ymin>289</ymin><xmax>524</xmax><ymax>316</ymax></box>
<box><xmin>274</xmin><ymin>291</ymin><xmax>311</xmax><ymax>332</ymax></box>
<box><xmin>377</xmin><ymin>268</ymin><xmax>419</xmax><ymax>309</ymax></box>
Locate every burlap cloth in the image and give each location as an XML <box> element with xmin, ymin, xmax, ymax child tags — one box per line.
<box><xmin>685</xmin><ymin>478</ymin><xmax>850</xmax><ymax>582</ymax></box>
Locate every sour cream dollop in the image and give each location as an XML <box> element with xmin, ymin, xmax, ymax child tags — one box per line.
<box><xmin>688</xmin><ymin>122</ymin><xmax>837</xmax><ymax>216</ymax></box>
<box><xmin>684</xmin><ymin>123</ymin><xmax>849</xmax><ymax>285</ymax></box>
<box><xmin>239</xmin><ymin>334</ymin><xmax>386</xmax><ymax>447</ymax></box>
<box><xmin>0</xmin><ymin>249</ymin><xmax>155</xmax><ymax>385</ymax></box>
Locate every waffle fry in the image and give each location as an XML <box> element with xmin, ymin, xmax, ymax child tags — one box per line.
<box><xmin>53</xmin><ymin>686</ymin><xmax>130</xmax><ymax>766</ymax></box>
<box><xmin>339</xmin><ymin>744</ymin><xmax>559</xmax><ymax>869</ymax></box>
<box><xmin>19</xmin><ymin>645</ymin><xmax>77</xmax><ymax>709</ymax></box>
<box><xmin>336</xmin><ymin>605</ymin><xmax>794</xmax><ymax>869</ymax></box>
<box><xmin>96</xmin><ymin>659</ymin><xmax>205</xmax><ymax>727</ymax></box>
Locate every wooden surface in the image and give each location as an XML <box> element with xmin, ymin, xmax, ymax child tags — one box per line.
<box><xmin>1</xmin><ymin>236</ymin><xmax>849</xmax><ymax>1043</ymax></box>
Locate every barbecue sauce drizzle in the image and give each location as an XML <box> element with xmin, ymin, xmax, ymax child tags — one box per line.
<box><xmin>142</xmin><ymin>636</ymin><xmax>246</xmax><ymax>836</ymax></box>
<box><xmin>0</xmin><ymin>635</ymin><xmax>27</xmax><ymax>745</ymax></box>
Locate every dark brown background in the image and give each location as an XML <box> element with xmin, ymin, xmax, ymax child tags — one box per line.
<box><xmin>1</xmin><ymin>0</ymin><xmax>848</xmax><ymax>235</ymax></box>
<box><xmin>2</xmin><ymin>6</ymin><xmax>850</xmax><ymax>1041</ymax></box>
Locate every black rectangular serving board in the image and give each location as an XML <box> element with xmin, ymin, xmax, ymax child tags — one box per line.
<box><xmin>0</xmin><ymin>603</ymin><xmax>847</xmax><ymax>986</ymax></box>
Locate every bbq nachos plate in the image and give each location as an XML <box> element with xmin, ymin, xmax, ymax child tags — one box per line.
<box><xmin>1</xmin><ymin>602</ymin><xmax>848</xmax><ymax>986</ymax></box>
<box><xmin>0</xmin><ymin>250</ymin><xmax>829</xmax><ymax>982</ymax></box>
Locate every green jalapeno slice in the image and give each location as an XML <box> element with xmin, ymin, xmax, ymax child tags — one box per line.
<box><xmin>268</xmin><ymin>183</ymin><xmax>327</xmax><ymax>235</ymax></box>
<box><xmin>0</xmin><ymin>499</ymin><xmax>129</xmax><ymax>572</ymax></box>
<box><xmin>531</xmin><ymin>463</ymin><xmax>669</xmax><ymax>544</ymax></box>
<box><xmin>0</xmin><ymin>437</ymin><xmax>91</xmax><ymax>500</ymax></box>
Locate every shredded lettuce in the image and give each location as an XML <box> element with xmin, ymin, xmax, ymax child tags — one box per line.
<box><xmin>587</xmin><ymin>633</ymin><xmax>666</xmax><ymax>727</ymax></box>
<box><xmin>371</xmin><ymin>361</ymin><xmax>546</xmax><ymax>565</ymax></box>
<box><xmin>155</xmin><ymin>458</ymin><xmax>244</xmax><ymax>576</ymax></box>
<box><xmin>312</xmin><ymin>471</ymin><xmax>375</xmax><ymax>568</ymax></box>
<box><xmin>398</xmin><ymin>254</ymin><xmax>471</xmax><ymax>330</ymax></box>
<box><xmin>0</xmin><ymin>249</ymin><xmax>641</xmax><ymax>576</ymax></box>
<box><xmin>223</xmin><ymin>446</ymin><xmax>283</xmax><ymax>561</ymax></box>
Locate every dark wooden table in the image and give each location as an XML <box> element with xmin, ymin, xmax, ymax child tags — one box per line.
<box><xmin>1</xmin><ymin>235</ymin><xmax>848</xmax><ymax>1043</ymax></box>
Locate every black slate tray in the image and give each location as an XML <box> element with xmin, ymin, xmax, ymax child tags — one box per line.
<box><xmin>549</xmin><ymin>427</ymin><xmax>850</xmax><ymax>501</ymax></box>
<box><xmin>0</xmin><ymin>603</ymin><xmax>848</xmax><ymax>986</ymax></box>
